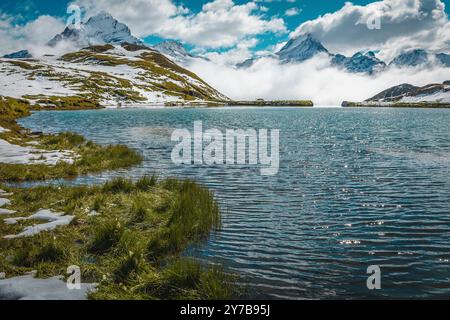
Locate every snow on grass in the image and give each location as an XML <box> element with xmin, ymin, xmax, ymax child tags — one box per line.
<box><xmin>0</xmin><ymin>198</ymin><xmax>11</xmax><ymax>207</ymax></box>
<box><xmin>401</xmin><ymin>90</ymin><xmax>450</xmax><ymax>103</ymax></box>
<box><xmin>0</xmin><ymin>138</ymin><xmax>76</xmax><ymax>165</ymax></box>
<box><xmin>0</xmin><ymin>61</ymin><xmax>79</xmax><ymax>99</ymax></box>
<box><xmin>0</xmin><ymin>271</ymin><xmax>96</xmax><ymax>300</ymax></box>
<box><xmin>3</xmin><ymin>209</ymin><xmax>74</xmax><ymax>239</ymax></box>
<box><xmin>0</xmin><ymin>126</ymin><xmax>10</xmax><ymax>134</ymax></box>
<box><xmin>0</xmin><ymin>209</ymin><xmax>16</xmax><ymax>215</ymax></box>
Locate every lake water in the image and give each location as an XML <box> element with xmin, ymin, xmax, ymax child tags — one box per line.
<box><xmin>19</xmin><ymin>107</ymin><xmax>450</xmax><ymax>299</ymax></box>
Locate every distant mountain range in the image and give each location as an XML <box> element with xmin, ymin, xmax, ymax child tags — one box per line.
<box><xmin>237</xmin><ymin>34</ymin><xmax>450</xmax><ymax>75</ymax></box>
<box><xmin>7</xmin><ymin>11</ymin><xmax>448</xmax><ymax>76</ymax></box>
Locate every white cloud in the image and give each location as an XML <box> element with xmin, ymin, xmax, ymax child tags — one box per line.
<box><xmin>189</xmin><ymin>55</ymin><xmax>450</xmax><ymax>105</ymax></box>
<box><xmin>201</xmin><ymin>38</ymin><xmax>260</xmax><ymax>65</ymax></box>
<box><xmin>71</xmin><ymin>0</ymin><xmax>183</xmax><ymax>37</ymax></box>
<box><xmin>72</xmin><ymin>0</ymin><xmax>287</xmax><ymax>49</ymax></box>
<box><xmin>290</xmin><ymin>0</ymin><xmax>450</xmax><ymax>59</ymax></box>
<box><xmin>285</xmin><ymin>8</ymin><xmax>301</xmax><ymax>17</ymax></box>
<box><xmin>0</xmin><ymin>13</ymin><xmax>66</xmax><ymax>56</ymax></box>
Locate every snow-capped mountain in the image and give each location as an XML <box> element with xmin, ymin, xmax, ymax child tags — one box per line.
<box><xmin>367</xmin><ymin>84</ymin><xmax>419</xmax><ymax>101</ymax></box>
<box><xmin>2</xmin><ymin>50</ymin><xmax>32</xmax><ymax>59</ymax></box>
<box><xmin>436</xmin><ymin>53</ymin><xmax>450</xmax><ymax>67</ymax></box>
<box><xmin>236</xmin><ymin>57</ymin><xmax>257</xmax><ymax>69</ymax></box>
<box><xmin>236</xmin><ymin>34</ymin><xmax>330</xmax><ymax>69</ymax></box>
<box><xmin>366</xmin><ymin>81</ymin><xmax>450</xmax><ymax>104</ymax></box>
<box><xmin>48</xmin><ymin>11</ymin><xmax>143</xmax><ymax>47</ymax></box>
<box><xmin>390</xmin><ymin>49</ymin><xmax>450</xmax><ymax>68</ymax></box>
<box><xmin>237</xmin><ymin>33</ymin><xmax>449</xmax><ymax>75</ymax></box>
<box><xmin>332</xmin><ymin>51</ymin><xmax>386</xmax><ymax>75</ymax></box>
<box><xmin>0</xmin><ymin>12</ymin><xmax>226</xmax><ymax>106</ymax></box>
<box><xmin>154</xmin><ymin>40</ymin><xmax>195</xmax><ymax>63</ymax></box>
<box><xmin>277</xmin><ymin>34</ymin><xmax>329</xmax><ymax>63</ymax></box>
<box><xmin>389</xmin><ymin>49</ymin><xmax>430</xmax><ymax>68</ymax></box>
<box><xmin>0</xmin><ymin>42</ymin><xmax>228</xmax><ymax>106</ymax></box>
<box><xmin>237</xmin><ymin>34</ymin><xmax>387</xmax><ymax>74</ymax></box>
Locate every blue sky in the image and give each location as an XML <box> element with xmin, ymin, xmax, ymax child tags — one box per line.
<box><xmin>1</xmin><ymin>0</ymin><xmax>381</xmax><ymax>24</ymax></box>
<box><xmin>1</xmin><ymin>0</ymin><xmax>449</xmax><ymax>55</ymax></box>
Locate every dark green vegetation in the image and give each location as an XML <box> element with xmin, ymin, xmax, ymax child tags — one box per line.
<box><xmin>0</xmin><ymin>96</ymin><xmax>142</xmax><ymax>182</ymax></box>
<box><xmin>0</xmin><ymin>96</ymin><xmax>31</xmax><ymax>128</ymax></box>
<box><xmin>0</xmin><ymin>177</ymin><xmax>237</xmax><ymax>300</ymax></box>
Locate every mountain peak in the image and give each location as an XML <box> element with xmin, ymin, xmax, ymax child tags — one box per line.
<box><xmin>332</xmin><ymin>50</ymin><xmax>386</xmax><ymax>75</ymax></box>
<box><xmin>48</xmin><ymin>12</ymin><xmax>142</xmax><ymax>47</ymax></box>
<box><xmin>89</xmin><ymin>11</ymin><xmax>113</xmax><ymax>21</ymax></box>
<box><xmin>390</xmin><ymin>49</ymin><xmax>450</xmax><ymax>68</ymax></box>
<box><xmin>2</xmin><ymin>50</ymin><xmax>32</xmax><ymax>59</ymax></box>
<box><xmin>277</xmin><ymin>33</ymin><xmax>329</xmax><ymax>63</ymax></box>
<box><xmin>389</xmin><ymin>49</ymin><xmax>430</xmax><ymax>67</ymax></box>
<box><xmin>353</xmin><ymin>50</ymin><xmax>377</xmax><ymax>58</ymax></box>
<box><xmin>155</xmin><ymin>40</ymin><xmax>188</xmax><ymax>53</ymax></box>
<box><xmin>154</xmin><ymin>40</ymin><xmax>197</xmax><ymax>64</ymax></box>
<box><xmin>366</xmin><ymin>81</ymin><xmax>450</xmax><ymax>104</ymax></box>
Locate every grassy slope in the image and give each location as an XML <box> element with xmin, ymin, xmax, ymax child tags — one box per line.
<box><xmin>0</xmin><ymin>96</ymin><xmax>143</xmax><ymax>182</ymax></box>
<box><xmin>0</xmin><ymin>44</ymin><xmax>228</xmax><ymax>106</ymax></box>
<box><xmin>60</xmin><ymin>46</ymin><xmax>227</xmax><ymax>102</ymax></box>
<box><xmin>0</xmin><ymin>177</ymin><xmax>236</xmax><ymax>300</ymax></box>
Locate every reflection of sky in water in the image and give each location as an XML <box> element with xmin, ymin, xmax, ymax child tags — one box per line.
<box><xmin>19</xmin><ymin>107</ymin><xmax>450</xmax><ymax>299</ymax></box>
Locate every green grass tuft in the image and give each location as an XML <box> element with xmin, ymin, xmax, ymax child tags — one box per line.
<box><xmin>136</xmin><ymin>175</ymin><xmax>158</xmax><ymax>191</ymax></box>
<box><xmin>89</xmin><ymin>220</ymin><xmax>124</xmax><ymax>254</ymax></box>
<box><xmin>147</xmin><ymin>180</ymin><xmax>220</xmax><ymax>259</ymax></box>
<box><xmin>102</xmin><ymin>177</ymin><xmax>136</xmax><ymax>194</ymax></box>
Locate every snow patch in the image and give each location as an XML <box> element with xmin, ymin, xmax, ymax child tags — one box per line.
<box><xmin>4</xmin><ymin>209</ymin><xmax>74</xmax><ymax>239</ymax></box>
<box><xmin>0</xmin><ymin>126</ymin><xmax>10</xmax><ymax>134</ymax></box>
<box><xmin>0</xmin><ymin>209</ymin><xmax>16</xmax><ymax>215</ymax></box>
<box><xmin>400</xmin><ymin>90</ymin><xmax>450</xmax><ymax>103</ymax></box>
<box><xmin>0</xmin><ymin>271</ymin><xmax>95</xmax><ymax>300</ymax></box>
<box><xmin>0</xmin><ymin>138</ymin><xmax>76</xmax><ymax>165</ymax></box>
<box><xmin>0</xmin><ymin>198</ymin><xmax>11</xmax><ymax>207</ymax></box>
<box><xmin>0</xmin><ymin>61</ymin><xmax>78</xmax><ymax>99</ymax></box>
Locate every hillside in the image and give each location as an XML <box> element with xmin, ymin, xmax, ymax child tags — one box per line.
<box><xmin>0</xmin><ymin>43</ymin><xmax>228</xmax><ymax>107</ymax></box>
<box><xmin>342</xmin><ymin>81</ymin><xmax>450</xmax><ymax>107</ymax></box>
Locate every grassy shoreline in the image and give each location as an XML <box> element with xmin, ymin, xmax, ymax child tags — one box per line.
<box><xmin>1</xmin><ymin>96</ymin><xmax>238</xmax><ymax>300</ymax></box>
<box><xmin>0</xmin><ymin>96</ymin><xmax>143</xmax><ymax>182</ymax></box>
<box><xmin>0</xmin><ymin>177</ymin><xmax>237</xmax><ymax>299</ymax></box>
